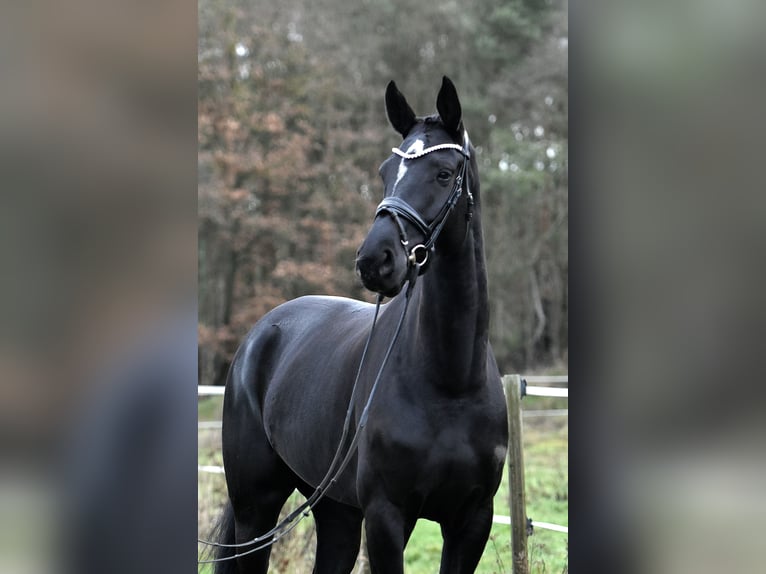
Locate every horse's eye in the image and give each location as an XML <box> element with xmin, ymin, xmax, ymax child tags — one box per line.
<box><xmin>437</xmin><ymin>170</ymin><xmax>452</xmax><ymax>182</ymax></box>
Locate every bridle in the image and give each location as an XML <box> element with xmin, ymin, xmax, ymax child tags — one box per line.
<box><xmin>375</xmin><ymin>131</ymin><xmax>473</xmax><ymax>273</ymax></box>
<box><xmin>198</xmin><ymin>130</ymin><xmax>474</xmax><ymax>566</ymax></box>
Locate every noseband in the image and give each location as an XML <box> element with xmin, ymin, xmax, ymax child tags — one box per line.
<box><xmin>375</xmin><ymin>132</ymin><xmax>473</xmax><ymax>273</ymax></box>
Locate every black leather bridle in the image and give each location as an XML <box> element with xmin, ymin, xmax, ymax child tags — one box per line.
<box><xmin>375</xmin><ymin>132</ymin><xmax>473</xmax><ymax>273</ymax></box>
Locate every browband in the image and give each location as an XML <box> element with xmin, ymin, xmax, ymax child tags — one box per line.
<box><xmin>391</xmin><ymin>142</ymin><xmax>467</xmax><ymax>160</ymax></box>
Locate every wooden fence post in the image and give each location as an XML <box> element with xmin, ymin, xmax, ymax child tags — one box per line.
<box><xmin>504</xmin><ymin>374</ymin><xmax>529</xmax><ymax>574</ymax></box>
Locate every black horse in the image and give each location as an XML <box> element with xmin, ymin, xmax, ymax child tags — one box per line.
<box><xmin>213</xmin><ymin>77</ymin><xmax>508</xmax><ymax>574</ymax></box>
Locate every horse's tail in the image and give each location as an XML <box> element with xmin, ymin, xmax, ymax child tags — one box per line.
<box><xmin>209</xmin><ymin>500</ymin><xmax>237</xmax><ymax>574</ymax></box>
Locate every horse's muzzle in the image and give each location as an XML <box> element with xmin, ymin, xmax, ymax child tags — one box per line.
<box><xmin>355</xmin><ymin>251</ymin><xmax>403</xmax><ymax>298</ymax></box>
<box><xmin>356</xmin><ymin>222</ymin><xmax>408</xmax><ymax>297</ymax></box>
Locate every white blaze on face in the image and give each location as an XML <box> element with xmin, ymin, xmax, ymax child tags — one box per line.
<box><xmin>393</xmin><ymin>138</ymin><xmax>425</xmax><ymax>193</ymax></box>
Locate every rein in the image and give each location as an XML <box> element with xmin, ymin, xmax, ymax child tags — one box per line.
<box><xmin>198</xmin><ymin>266</ymin><xmax>420</xmax><ymax>564</ymax></box>
<box><xmin>376</xmin><ymin>132</ymin><xmax>473</xmax><ymax>270</ymax></box>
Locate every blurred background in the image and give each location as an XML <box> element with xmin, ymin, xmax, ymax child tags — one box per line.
<box><xmin>1</xmin><ymin>0</ymin><xmax>765</xmax><ymax>572</ymax></box>
<box><xmin>197</xmin><ymin>0</ymin><xmax>569</xmax><ymax>388</ymax></box>
<box><xmin>0</xmin><ymin>1</ymin><xmax>197</xmax><ymax>572</ymax></box>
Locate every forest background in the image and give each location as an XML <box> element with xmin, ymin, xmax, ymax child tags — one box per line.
<box><xmin>198</xmin><ymin>0</ymin><xmax>568</xmax><ymax>387</ymax></box>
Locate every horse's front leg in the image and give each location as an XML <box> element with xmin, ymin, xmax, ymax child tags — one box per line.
<box><xmin>438</xmin><ymin>499</ymin><xmax>494</xmax><ymax>574</ymax></box>
<box><xmin>362</xmin><ymin>497</ymin><xmax>417</xmax><ymax>574</ymax></box>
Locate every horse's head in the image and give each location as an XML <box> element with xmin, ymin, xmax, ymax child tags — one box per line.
<box><xmin>356</xmin><ymin>76</ymin><xmax>474</xmax><ymax>297</ymax></box>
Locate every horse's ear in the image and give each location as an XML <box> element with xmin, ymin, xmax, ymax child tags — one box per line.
<box><xmin>385</xmin><ymin>81</ymin><xmax>417</xmax><ymax>138</ymax></box>
<box><xmin>436</xmin><ymin>76</ymin><xmax>463</xmax><ymax>137</ymax></box>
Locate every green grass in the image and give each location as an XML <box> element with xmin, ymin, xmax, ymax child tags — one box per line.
<box><xmin>199</xmin><ymin>395</ymin><xmax>223</xmax><ymax>421</ymax></box>
<box><xmin>199</xmin><ymin>394</ymin><xmax>568</xmax><ymax>573</ymax></box>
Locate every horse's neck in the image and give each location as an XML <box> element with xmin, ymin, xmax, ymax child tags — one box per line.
<box><xmin>414</xmin><ymin>225</ymin><xmax>490</xmax><ymax>393</ymax></box>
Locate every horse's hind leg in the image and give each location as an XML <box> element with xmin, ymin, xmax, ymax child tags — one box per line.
<box><xmin>228</xmin><ymin>476</ymin><xmax>294</xmax><ymax>573</ymax></box>
<box><xmin>223</xmin><ymin>407</ymin><xmax>297</xmax><ymax>572</ymax></box>
<box><xmin>300</xmin><ymin>491</ymin><xmax>363</xmax><ymax>574</ymax></box>
<box><xmin>226</xmin><ymin>452</ymin><xmax>297</xmax><ymax>573</ymax></box>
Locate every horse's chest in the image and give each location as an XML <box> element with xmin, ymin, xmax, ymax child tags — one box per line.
<box><xmin>361</xmin><ymin>399</ymin><xmax>504</xmax><ymax>508</ymax></box>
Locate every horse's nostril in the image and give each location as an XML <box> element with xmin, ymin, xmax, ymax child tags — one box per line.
<box><xmin>379</xmin><ymin>248</ymin><xmax>394</xmax><ymax>276</ymax></box>
<box><xmin>356</xmin><ymin>242</ymin><xmax>401</xmax><ymax>293</ymax></box>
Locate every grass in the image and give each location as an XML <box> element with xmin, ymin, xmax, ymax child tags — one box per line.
<box><xmin>199</xmin><ymin>390</ymin><xmax>568</xmax><ymax>573</ymax></box>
